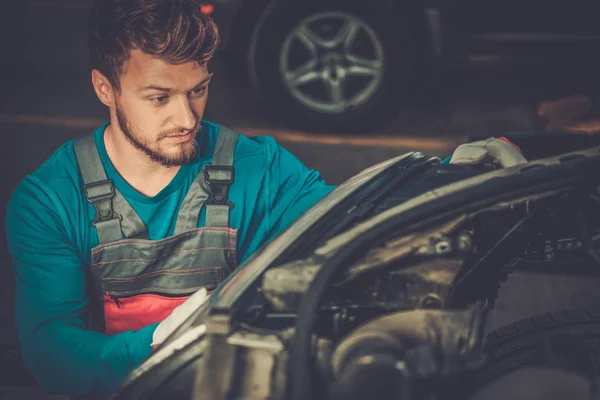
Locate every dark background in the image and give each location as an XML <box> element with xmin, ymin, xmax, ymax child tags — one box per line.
<box><xmin>2</xmin><ymin>0</ymin><xmax>600</xmax><ymax>342</ymax></box>
<box><xmin>2</xmin><ymin>0</ymin><xmax>600</xmax><ymax>398</ymax></box>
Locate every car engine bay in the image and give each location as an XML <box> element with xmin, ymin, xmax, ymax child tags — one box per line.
<box><xmin>192</xmin><ymin>172</ymin><xmax>600</xmax><ymax>400</ymax></box>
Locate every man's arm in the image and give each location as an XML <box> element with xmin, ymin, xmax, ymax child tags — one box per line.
<box><xmin>6</xmin><ymin>177</ymin><xmax>158</xmax><ymax>396</ymax></box>
<box><xmin>262</xmin><ymin>139</ymin><xmax>336</xmax><ymax>242</ymax></box>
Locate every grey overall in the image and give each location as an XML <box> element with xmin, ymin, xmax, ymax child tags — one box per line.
<box><xmin>73</xmin><ymin>127</ymin><xmax>239</xmax><ymax>335</ymax></box>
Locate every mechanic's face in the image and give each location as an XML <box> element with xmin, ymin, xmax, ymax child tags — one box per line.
<box><xmin>111</xmin><ymin>49</ymin><xmax>212</xmax><ymax>167</ymax></box>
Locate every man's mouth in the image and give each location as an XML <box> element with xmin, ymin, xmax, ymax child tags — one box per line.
<box><xmin>167</xmin><ymin>132</ymin><xmax>193</xmax><ymax>143</ymax></box>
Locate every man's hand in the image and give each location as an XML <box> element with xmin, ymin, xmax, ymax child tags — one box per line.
<box><xmin>152</xmin><ymin>288</ymin><xmax>209</xmax><ymax>348</ymax></box>
<box><xmin>449</xmin><ymin>137</ymin><xmax>527</xmax><ymax>168</ymax></box>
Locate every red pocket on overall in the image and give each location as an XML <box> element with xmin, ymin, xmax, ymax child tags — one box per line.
<box><xmin>103</xmin><ymin>292</ymin><xmax>190</xmax><ymax>335</ymax></box>
<box><xmin>103</xmin><ymin>290</ymin><xmax>216</xmax><ymax>335</ymax></box>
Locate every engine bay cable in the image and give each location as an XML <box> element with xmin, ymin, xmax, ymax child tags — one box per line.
<box><xmin>455</xmin><ymin>212</ymin><xmax>534</xmax><ymax>287</ymax></box>
<box><xmin>289</xmin><ymin>158</ymin><xmax>443</xmax><ymax>400</ymax></box>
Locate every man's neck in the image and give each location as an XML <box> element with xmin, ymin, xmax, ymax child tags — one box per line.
<box><xmin>104</xmin><ymin>125</ymin><xmax>180</xmax><ymax>197</ymax></box>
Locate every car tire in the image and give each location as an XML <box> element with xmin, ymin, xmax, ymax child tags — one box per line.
<box><xmin>248</xmin><ymin>0</ymin><xmax>417</xmax><ymax>134</ymax></box>
<box><xmin>452</xmin><ymin>309</ymin><xmax>600</xmax><ymax>399</ymax></box>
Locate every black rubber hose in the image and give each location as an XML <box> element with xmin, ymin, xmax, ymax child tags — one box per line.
<box><xmin>289</xmin><ymin>232</ymin><xmax>380</xmax><ymax>400</ymax></box>
<box><xmin>289</xmin><ymin>159</ymin><xmax>440</xmax><ymax>400</ymax></box>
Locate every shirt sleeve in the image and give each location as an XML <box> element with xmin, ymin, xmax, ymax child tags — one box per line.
<box><xmin>6</xmin><ymin>176</ymin><xmax>158</xmax><ymax>397</ymax></box>
<box><xmin>263</xmin><ymin>139</ymin><xmax>336</xmax><ymax>242</ymax></box>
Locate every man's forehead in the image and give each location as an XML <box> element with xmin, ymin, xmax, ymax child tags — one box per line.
<box><xmin>123</xmin><ymin>49</ymin><xmax>209</xmax><ymax>87</ymax></box>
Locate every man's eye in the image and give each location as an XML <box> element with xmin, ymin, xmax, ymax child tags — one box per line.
<box><xmin>191</xmin><ymin>87</ymin><xmax>207</xmax><ymax>96</ymax></box>
<box><xmin>151</xmin><ymin>96</ymin><xmax>169</xmax><ymax>104</ymax></box>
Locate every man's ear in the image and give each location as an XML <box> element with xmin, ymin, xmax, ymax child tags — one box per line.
<box><xmin>91</xmin><ymin>69</ymin><xmax>115</xmax><ymax>107</ymax></box>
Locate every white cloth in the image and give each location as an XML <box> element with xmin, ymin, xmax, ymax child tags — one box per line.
<box><xmin>151</xmin><ymin>288</ymin><xmax>208</xmax><ymax>348</ymax></box>
<box><xmin>450</xmin><ymin>138</ymin><xmax>527</xmax><ymax>168</ymax></box>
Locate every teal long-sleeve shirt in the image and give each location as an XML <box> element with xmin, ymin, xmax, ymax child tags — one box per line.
<box><xmin>5</xmin><ymin>120</ymin><xmax>335</xmax><ymax>396</ymax></box>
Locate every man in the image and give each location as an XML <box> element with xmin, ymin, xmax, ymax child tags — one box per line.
<box><xmin>5</xmin><ymin>0</ymin><xmax>524</xmax><ymax>397</ymax></box>
<box><xmin>6</xmin><ymin>0</ymin><xmax>335</xmax><ymax>396</ymax></box>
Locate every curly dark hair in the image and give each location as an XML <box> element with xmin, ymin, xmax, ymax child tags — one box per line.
<box><xmin>88</xmin><ymin>0</ymin><xmax>219</xmax><ymax>93</ymax></box>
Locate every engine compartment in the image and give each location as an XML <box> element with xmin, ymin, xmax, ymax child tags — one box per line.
<box><xmin>259</xmin><ymin>187</ymin><xmax>600</xmax><ymax>334</ymax></box>
<box><xmin>193</xmin><ymin>182</ymin><xmax>600</xmax><ymax>400</ymax></box>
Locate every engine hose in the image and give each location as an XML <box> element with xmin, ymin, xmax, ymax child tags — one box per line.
<box><xmin>289</xmin><ymin>158</ymin><xmax>441</xmax><ymax>400</ymax></box>
<box><xmin>290</xmin><ymin>232</ymin><xmax>379</xmax><ymax>400</ymax></box>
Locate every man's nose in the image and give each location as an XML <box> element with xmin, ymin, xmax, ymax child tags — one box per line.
<box><xmin>173</xmin><ymin>98</ymin><xmax>197</xmax><ymax>131</ymax></box>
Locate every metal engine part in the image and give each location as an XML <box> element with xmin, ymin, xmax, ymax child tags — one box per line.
<box><xmin>262</xmin><ymin>216</ymin><xmax>472</xmax><ymax>313</ymax></box>
<box><xmin>262</xmin><ymin>259</ymin><xmax>321</xmax><ymax>312</ymax></box>
<box><xmin>193</xmin><ymin>316</ymin><xmax>335</xmax><ymax>400</ymax></box>
<box><xmin>193</xmin><ymin>316</ymin><xmax>288</xmax><ymax>400</ymax></box>
<box><xmin>340</xmin><ymin>257</ymin><xmax>465</xmax><ymax>310</ymax></box>
<box><xmin>329</xmin><ymin>303</ymin><xmax>491</xmax><ymax>400</ymax></box>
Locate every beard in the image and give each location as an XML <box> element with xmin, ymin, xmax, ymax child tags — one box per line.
<box><xmin>115</xmin><ymin>102</ymin><xmax>199</xmax><ymax>167</ymax></box>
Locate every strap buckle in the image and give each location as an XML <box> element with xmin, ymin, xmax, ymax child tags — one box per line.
<box><xmin>204</xmin><ymin>164</ymin><xmax>234</xmax><ymax>208</ymax></box>
<box><xmin>84</xmin><ymin>180</ymin><xmax>115</xmax><ymax>202</ymax></box>
<box><xmin>84</xmin><ymin>180</ymin><xmax>119</xmax><ymax>223</ymax></box>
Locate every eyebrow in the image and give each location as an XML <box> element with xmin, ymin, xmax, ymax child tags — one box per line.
<box><xmin>140</xmin><ymin>73</ymin><xmax>214</xmax><ymax>93</ymax></box>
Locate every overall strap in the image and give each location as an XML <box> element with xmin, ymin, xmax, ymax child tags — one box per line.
<box><xmin>204</xmin><ymin>126</ymin><xmax>238</xmax><ymax>227</ymax></box>
<box><xmin>73</xmin><ymin>135</ymin><xmax>148</xmax><ymax>244</ymax></box>
<box><xmin>173</xmin><ymin>126</ymin><xmax>239</xmax><ymax>234</ymax></box>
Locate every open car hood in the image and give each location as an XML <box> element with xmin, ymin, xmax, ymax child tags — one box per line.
<box><xmin>110</xmin><ymin>142</ymin><xmax>600</xmax><ymax>400</ymax></box>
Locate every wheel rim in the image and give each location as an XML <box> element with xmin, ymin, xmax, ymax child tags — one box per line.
<box><xmin>279</xmin><ymin>11</ymin><xmax>385</xmax><ymax>115</ymax></box>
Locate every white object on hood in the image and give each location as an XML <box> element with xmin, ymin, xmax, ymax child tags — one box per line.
<box><xmin>450</xmin><ymin>137</ymin><xmax>527</xmax><ymax>168</ymax></box>
<box><xmin>151</xmin><ymin>288</ymin><xmax>209</xmax><ymax>348</ymax></box>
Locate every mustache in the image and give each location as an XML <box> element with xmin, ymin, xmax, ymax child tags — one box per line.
<box><xmin>158</xmin><ymin>123</ymin><xmax>202</xmax><ymax>140</ymax></box>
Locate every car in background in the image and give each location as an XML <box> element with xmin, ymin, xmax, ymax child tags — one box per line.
<box><xmin>204</xmin><ymin>0</ymin><xmax>600</xmax><ymax>133</ymax></box>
